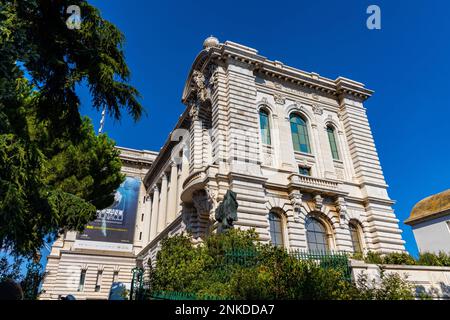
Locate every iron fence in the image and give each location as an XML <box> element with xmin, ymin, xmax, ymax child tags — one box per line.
<box><xmin>131</xmin><ymin>248</ymin><xmax>352</xmax><ymax>300</ymax></box>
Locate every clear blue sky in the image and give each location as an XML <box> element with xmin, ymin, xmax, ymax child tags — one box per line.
<box><xmin>74</xmin><ymin>0</ymin><xmax>450</xmax><ymax>257</ymax></box>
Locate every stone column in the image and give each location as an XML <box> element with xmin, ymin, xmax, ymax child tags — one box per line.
<box><xmin>157</xmin><ymin>173</ymin><xmax>168</xmax><ymax>234</ymax></box>
<box><xmin>149</xmin><ymin>185</ymin><xmax>159</xmax><ymax>241</ymax></box>
<box><xmin>310</xmin><ymin>123</ymin><xmax>326</xmax><ymax>178</ymax></box>
<box><xmin>189</xmin><ymin>104</ymin><xmax>203</xmax><ymax>173</ymax></box>
<box><xmin>143</xmin><ymin>194</ymin><xmax>152</xmax><ymax>244</ymax></box>
<box><xmin>166</xmin><ymin>162</ymin><xmax>178</xmax><ymax>225</ymax></box>
<box><xmin>178</xmin><ymin>146</ymin><xmax>190</xmax><ymax>213</ymax></box>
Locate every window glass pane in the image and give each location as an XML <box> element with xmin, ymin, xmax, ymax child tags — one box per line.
<box><xmin>259</xmin><ymin>110</ymin><xmax>271</xmax><ymax>145</ymax></box>
<box><xmin>290</xmin><ymin>115</ymin><xmax>311</xmax><ymax>153</ymax></box>
<box><xmin>78</xmin><ymin>270</ymin><xmax>86</xmax><ymax>292</ymax></box>
<box><xmin>299</xmin><ymin>167</ymin><xmax>310</xmax><ymax>176</ymax></box>
<box><xmin>327</xmin><ymin>126</ymin><xmax>340</xmax><ymax>160</ymax></box>
<box><xmin>306</xmin><ymin>217</ymin><xmax>329</xmax><ymax>253</ymax></box>
<box><xmin>349</xmin><ymin>223</ymin><xmax>362</xmax><ymax>253</ymax></box>
<box><xmin>269</xmin><ymin>212</ymin><xmax>284</xmax><ymax>247</ymax></box>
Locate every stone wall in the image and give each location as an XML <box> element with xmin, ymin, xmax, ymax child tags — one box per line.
<box><xmin>350</xmin><ymin>259</ymin><xmax>450</xmax><ymax>299</ymax></box>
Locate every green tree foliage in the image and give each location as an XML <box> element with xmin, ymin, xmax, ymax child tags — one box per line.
<box><xmin>147</xmin><ymin>229</ymin><xmax>415</xmax><ymax>300</ymax></box>
<box><xmin>353</xmin><ymin>250</ymin><xmax>450</xmax><ymax>267</ymax></box>
<box><xmin>0</xmin><ymin>1</ymin><xmax>142</xmax><ymax>256</ymax></box>
<box><xmin>0</xmin><ymin>256</ymin><xmax>44</xmax><ymax>300</ymax></box>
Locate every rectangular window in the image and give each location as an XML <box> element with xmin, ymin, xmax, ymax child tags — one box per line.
<box><xmin>141</xmin><ymin>213</ymin><xmax>144</xmax><ymax>222</ymax></box>
<box><xmin>95</xmin><ymin>270</ymin><xmax>103</xmax><ymax>292</ymax></box>
<box><xmin>259</xmin><ymin>110</ymin><xmax>271</xmax><ymax>145</ymax></box>
<box><xmin>139</xmin><ymin>232</ymin><xmax>142</xmax><ymax>240</ymax></box>
<box><xmin>299</xmin><ymin>166</ymin><xmax>311</xmax><ymax>176</ymax></box>
<box><xmin>78</xmin><ymin>269</ymin><xmax>86</xmax><ymax>292</ymax></box>
<box><xmin>327</xmin><ymin>127</ymin><xmax>340</xmax><ymax>160</ymax></box>
<box><xmin>112</xmin><ymin>271</ymin><xmax>119</xmax><ymax>283</ymax></box>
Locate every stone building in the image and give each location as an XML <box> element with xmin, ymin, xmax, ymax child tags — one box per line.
<box><xmin>138</xmin><ymin>37</ymin><xmax>405</xmax><ymax>266</ymax></box>
<box><xmin>40</xmin><ymin>37</ymin><xmax>406</xmax><ymax>299</ymax></box>
<box><xmin>405</xmin><ymin>189</ymin><xmax>450</xmax><ymax>253</ymax></box>
<box><xmin>39</xmin><ymin>147</ymin><xmax>157</xmax><ymax>300</ymax></box>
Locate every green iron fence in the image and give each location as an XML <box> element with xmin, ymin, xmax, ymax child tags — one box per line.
<box><xmin>222</xmin><ymin>248</ymin><xmax>351</xmax><ymax>281</ymax></box>
<box><xmin>289</xmin><ymin>249</ymin><xmax>352</xmax><ymax>281</ymax></box>
<box><xmin>151</xmin><ymin>291</ymin><xmax>227</xmax><ymax>300</ymax></box>
<box><xmin>131</xmin><ymin>249</ymin><xmax>352</xmax><ymax>300</ymax></box>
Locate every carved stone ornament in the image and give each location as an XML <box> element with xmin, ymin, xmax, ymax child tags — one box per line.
<box><xmin>263</xmin><ymin>153</ymin><xmax>273</xmax><ymax>166</ymax></box>
<box><xmin>312</xmin><ymin>104</ymin><xmax>323</xmax><ymax>115</ymax></box>
<box><xmin>273</xmin><ymin>93</ymin><xmax>285</xmax><ymax>105</ymax></box>
<box><xmin>289</xmin><ymin>191</ymin><xmax>302</xmax><ymax>222</ymax></box>
<box><xmin>314</xmin><ymin>194</ymin><xmax>323</xmax><ymax>211</ymax></box>
<box><xmin>335</xmin><ymin>197</ymin><xmax>348</xmax><ymax>224</ymax></box>
<box><xmin>189</xmin><ymin>103</ymin><xmax>200</xmax><ymax>121</ymax></box>
<box><xmin>192</xmin><ymin>189</ymin><xmax>213</xmax><ymax>218</ymax></box>
<box><xmin>192</xmin><ymin>70</ymin><xmax>208</xmax><ymax>102</ymax></box>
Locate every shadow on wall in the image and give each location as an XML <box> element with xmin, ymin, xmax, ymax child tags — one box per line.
<box><xmin>415</xmin><ymin>282</ymin><xmax>450</xmax><ymax>300</ymax></box>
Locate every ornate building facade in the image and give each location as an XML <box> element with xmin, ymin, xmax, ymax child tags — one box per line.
<box><xmin>41</xmin><ymin>37</ymin><xmax>406</xmax><ymax>299</ymax></box>
<box><xmin>137</xmin><ymin>37</ymin><xmax>405</xmax><ymax>266</ymax></box>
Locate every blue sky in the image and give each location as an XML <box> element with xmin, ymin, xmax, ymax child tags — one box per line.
<box><xmin>73</xmin><ymin>0</ymin><xmax>450</xmax><ymax>257</ymax></box>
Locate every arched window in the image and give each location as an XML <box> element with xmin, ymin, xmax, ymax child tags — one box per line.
<box><xmin>268</xmin><ymin>212</ymin><xmax>284</xmax><ymax>247</ymax></box>
<box><xmin>349</xmin><ymin>222</ymin><xmax>363</xmax><ymax>254</ymax></box>
<box><xmin>306</xmin><ymin>217</ymin><xmax>329</xmax><ymax>252</ymax></box>
<box><xmin>326</xmin><ymin>126</ymin><xmax>339</xmax><ymax>160</ymax></box>
<box><xmin>259</xmin><ymin>109</ymin><xmax>271</xmax><ymax>145</ymax></box>
<box><xmin>290</xmin><ymin>114</ymin><xmax>311</xmax><ymax>153</ymax></box>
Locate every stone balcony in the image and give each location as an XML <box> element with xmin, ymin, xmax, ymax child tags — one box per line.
<box><xmin>288</xmin><ymin>173</ymin><xmax>344</xmax><ymax>196</ymax></box>
<box><xmin>180</xmin><ymin>170</ymin><xmax>208</xmax><ymax>202</ymax></box>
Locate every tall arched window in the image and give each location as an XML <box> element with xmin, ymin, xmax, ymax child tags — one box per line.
<box><xmin>290</xmin><ymin>114</ymin><xmax>311</xmax><ymax>153</ymax></box>
<box><xmin>349</xmin><ymin>222</ymin><xmax>363</xmax><ymax>254</ymax></box>
<box><xmin>259</xmin><ymin>109</ymin><xmax>271</xmax><ymax>145</ymax></box>
<box><xmin>269</xmin><ymin>212</ymin><xmax>284</xmax><ymax>247</ymax></box>
<box><xmin>326</xmin><ymin>125</ymin><xmax>339</xmax><ymax>160</ymax></box>
<box><xmin>306</xmin><ymin>217</ymin><xmax>329</xmax><ymax>252</ymax></box>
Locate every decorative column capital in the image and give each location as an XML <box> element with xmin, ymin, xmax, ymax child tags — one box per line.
<box><xmin>189</xmin><ymin>103</ymin><xmax>200</xmax><ymax>121</ymax></box>
<box><xmin>152</xmin><ymin>185</ymin><xmax>159</xmax><ymax>193</ymax></box>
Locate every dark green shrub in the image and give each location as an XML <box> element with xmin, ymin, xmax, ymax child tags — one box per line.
<box><xmin>418</xmin><ymin>251</ymin><xmax>450</xmax><ymax>267</ymax></box>
<box><xmin>147</xmin><ymin>229</ymin><xmax>415</xmax><ymax>300</ymax></box>
<box><xmin>363</xmin><ymin>251</ymin><xmax>384</xmax><ymax>264</ymax></box>
<box><xmin>382</xmin><ymin>252</ymin><xmax>416</xmax><ymax>265</ymax></box>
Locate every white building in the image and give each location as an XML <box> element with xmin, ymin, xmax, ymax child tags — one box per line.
<box><xmin>405</xmin><ymin>189</ymin><xmax>450</xmax><ymax>254</ymax></box>
<box><xmin>39</xmin><ymin>147</ymin><xmax>157</xmax><ymax>300</ymax></box>
<box><xmin>41</xmin><ymin>37</ymin><xmax>407</xmax><ymax>300</ymax></box>
<box><xmin>138</xmin><ymin>36</ymin><xmax>406</xmax><ymax>265</ymax></box>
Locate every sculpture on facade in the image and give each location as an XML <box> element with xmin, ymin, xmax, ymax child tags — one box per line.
<box><xmin>214</xmin><ymin>189</ymin><xmax>238</xmax><ymax>232</ymax></box>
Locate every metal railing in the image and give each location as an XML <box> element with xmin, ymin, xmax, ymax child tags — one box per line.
<box><xmin>131</xmin><ymin>248</ymin><xmax>351</xmax><ymax>300</ymax></box>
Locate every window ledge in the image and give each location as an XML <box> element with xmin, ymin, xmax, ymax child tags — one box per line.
<box><xmin>294</xmin><ymin>151</ymin><xmax>314</xmax><ymax>158</ymax></box>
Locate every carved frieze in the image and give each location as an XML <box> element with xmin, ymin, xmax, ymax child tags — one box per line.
<box><xmin>273</xmin><ymin>93</ymin><xmax>286</xmax><ymax>105</ymax></box>
<box><xmin>312</xmin><ymin>104</ymin><xmax>323</xmax><ymax>115</ymax></box>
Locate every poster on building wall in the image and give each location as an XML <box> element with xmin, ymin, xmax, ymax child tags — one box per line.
<box><xmin>74</xmin><ymin>176</ymin><xmax>141</xmax><ymax>252</ymax></box>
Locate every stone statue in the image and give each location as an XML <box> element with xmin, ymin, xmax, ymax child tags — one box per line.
<box><xmin>214</xmin><ymin>190</ymin><xmax>238</xmax><ymax>232</ymax></box>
